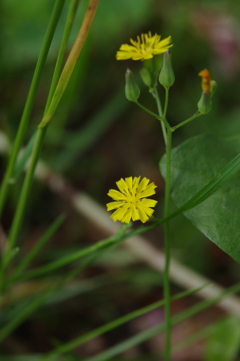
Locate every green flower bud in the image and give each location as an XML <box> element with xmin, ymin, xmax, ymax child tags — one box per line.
<box><xmin>197</xmin><ymin>92</ymin><xmax>212</xmax><ymax>114</ymax></box>
<box><xmin>125</xmin><ymin>69</ymin><xmax>140</xmax><ymax>102</ymax></box>
<box><xmin>159</xmin><ymin>51</ymin><xmax>175</xmax><ymax>89</ymax></box>
<box><xmin>210</xmin><ymin>80</ymin><xmax>217</xmax><ymax>98</ymax></box>
<box><xmin>140</xmin><ymin>67</ymin><xmax>152</xmax><ymax>87</ymax></box>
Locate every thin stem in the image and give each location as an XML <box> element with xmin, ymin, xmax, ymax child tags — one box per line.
<box><xmin>44</xmin><ymin>0</ymin><xmax>81</xmax><ymax>113</ymax></box>
<box><xmin>163</xmin><ymin>128</ymin><xmax>172</xmax><ymax>361</ymax></box>
<box><xmin>0</xmin><ymin>0</ymin><xmax>65</xmax><ymax>218</ymax></box>
<box><xmin>172</xmin><ymin>111</ymin><xmax>202</xmax><ymax>132</ymax></box>
<box><xmin>4</xmin><ymin>128</ymin><xmax>47</xmax><ymax>256</ymax></box>
<box><xmin>156</xmin><ymin>87</ymin><xmax>172</xmax><ymax>360</ymax></box>
<box><xmin>163</xmin><ymin>88</ymin><xmax>169</xmax><ymax>119</ymax></box>
<box><xmin>135</xmin><ymin>101</ymin><xmax>171</xmax><ymax>131</ymax></box>
<box><xmin>38</xmin><ymin>286</ymin><xmax>206</xmax><ymax>361</ymax></box>
<box><xmin>39</xmin><ymin>0</ymin><xmax>100</xmax><ymax>127</ymax></box>
<box><xmin>10</xmin><ymin>0</ymin><xmax>81</xmax><ymax>185</ymax></box>
<box><xmin>0</xmin><ymin>126</ymin><xmax>47</xmax><ymax>292</ymax></box>
<box><xmin>0</xmin><ymin>0</ymin><xmax>100</xmax><ymax>287</ymax></box>
<box><xmin>153</xmin><ymin>85</ymin><xmax>167</xmax><ymax>145</ymax></box>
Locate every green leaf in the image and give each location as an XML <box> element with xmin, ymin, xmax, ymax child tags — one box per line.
<box><xmin>204</xmin><ymin>317</ymin><xmax>240</xmax><ymax>361</ymax></box>
<box><xmin>160</xmin><ymin>133</ymin><xmax>240</xmax><ymax>263</ymax></box>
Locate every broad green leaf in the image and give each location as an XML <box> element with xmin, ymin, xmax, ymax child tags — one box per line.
<box><xmin>160</xmin><ymin>133</ymin><xmax>240</xmax><ymax>263</ymax></box>
<box><xmin>204</xmin><ymin>317</ymin><xmax>240</xmax><ymax>361</ymax></box>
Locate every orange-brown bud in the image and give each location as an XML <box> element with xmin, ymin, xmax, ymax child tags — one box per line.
<box><xmin>198</xmin><ymin>69</ymin><xmax>211</xmax><ymax>94</ymax></box>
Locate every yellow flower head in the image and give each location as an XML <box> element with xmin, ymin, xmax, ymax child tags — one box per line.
<box><xmin>198</xmin><ymin>69</ymin><xmax>211</xmax><ymax>94</ymax></box>
<box><xmin>106</xmin><ymin>177</ymin><xmax>158</xmax><ymax>223</ymax></box>
<box><xmin>116</xmin><ymin>32</ymin><xmax>173</xmax><ymax>61</ymax></box>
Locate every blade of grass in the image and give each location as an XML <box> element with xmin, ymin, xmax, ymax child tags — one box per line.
<box><xmin>80</xmin><ymin>283</ymin><xmax>240</xmax><ymax>361</ymax></box>
<box><xmin>0</xmin><ymin>0</ymin><xmax>66</xmax><ymax>218</ymax></box>
<box><xmin>2</xmin><ymin>0</ymin><xmax>101</xmax><ymax>280</ymax></box>
<box><xmin>19</xmin><ymin>232</ymin><xmax>128</xmax><ymax>280</ymax></box>
<box><xmin>0</xmin><ymin>243</ymin><xmax>115</xmax><ymax>342</ymax></box>
<box><xmin>7</xmin><ymin>214</ymin><xmax>66</xmax><ymax>286</ymax></box>
<box><xmin>39</xmin><ymin>0</ymin><xmax>100</xmax><ymax>127</ymax></box>
<box><xmin>37</xmin><ymin>285</ymin><xmax>209</xmax><ymax>361</ymax></box>
<box><xmin>12</xmin><ymin>0</ymin><xmax>81</xmax><ymax>183</ymax></box>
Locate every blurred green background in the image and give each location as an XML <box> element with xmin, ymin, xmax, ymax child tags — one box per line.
<box><xmin>1</xmin><ymin>0</ymin><xmax>240</xmax><ymax>359</ymax></box>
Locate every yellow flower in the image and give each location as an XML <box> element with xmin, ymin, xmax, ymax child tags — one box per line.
<box><xmin>198</xmin><ymin>69</ymin><xmax>211</xmax><ymax>94</ymax></box>
<box><xmin>116</xmin><ymin>32</ymin><xmax>173</xmax><ymax>61</ymax></box>
<box><xmin>106</xmin><ymin>177</ymin><xmax>158</xmax><ymax>223</ymax></box>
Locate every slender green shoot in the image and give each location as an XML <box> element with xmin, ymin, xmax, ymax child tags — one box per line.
<box><xmin>0</xmin><ymin>0</ymin><xmax>65</xmax><ymax>218</ymax></box>
<box><xmin>8</xmin><ymin>214</ymin><xmax>66</xmax><ymax>285</ymax></box>
<box><xmin>39</xmin><ymin>0</ymin><xmax>100</xmax><ymax>127</ymax></box>
<box><xmin>78</xmin><ymin>282</ymin><xmax>240</xmax><ymax>361</ymax></box>
<box><xmin>11</xmin><ymin>0</ymin><xmax>81</xmax><ymax>184</ymax></box>
<box><xmin>38</xmin><ymin>284</ymin><xmax>209</xmax><ymax>361</ymax></box>
<box><xmin>153</xmin><ymin>85</ymin><xmax>167</xmax><ymax>144</ymax></box>
<box><xmin>171</xmin><ymin>111</ymin><xmax>202</xmax><ymax>132</ymax></box>
<box><xmin>161</xmin><ymin>88</ymin><xmax>172</xmax><ymax>361</ymax></box>
<box><xmin>0</xmin><ymin>244</ymin><xmax>116</xmax><ymax>343</ymax></box>
<box><xmin>1</xmin><ymin>0</ymin><xmax>100</xmax><ymax>285</ymax></box>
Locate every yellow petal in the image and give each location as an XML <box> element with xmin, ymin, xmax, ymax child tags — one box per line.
<box><xmin>125</xmin><ymin>177</ymin><xmax>133</xmax><ymax>193</ymax></box>
<box><xmin>106</xmin><ymin>201</ymin><xmax>126</xmax><ymax>211</ymax></box>
<box><xmin>131</xmin><ymin>205</ymin><xmax>140</xmax><ymax>221</ymax></box>
<box><xmin>137</xmin><ymin>202</ymin><xmax>155</xmax><ymax>217</ymax></box>
<box><xmin>140</xmin><ymin>198</ymin><xmax>158</xmax><ymax>208</ymax></box>
<box><xmin>155</xmin><ymin>36</ymin><xmax>172</xmax><ymax>49</ymax></box>
<box><xmin>137</xmin><ymin>183</ymin><xmax>157</xmax><ymax>199</ymax></box>
<box><xmin>132</xmin><ymin>177</ymin><xmax>141</xmax><ymax>197</ymax></box>
<box><xmin>116</xmin><ymin>178</ymin><xmax>130</xmax><ymax>196</ymax></box>
<box><xmin>108</xmin><ymin>189</ymin><xmax>127</xmax><ymax>201</ymax></box>
<box><xmin>110</xmin><ymin>204</ymin><xmax>129</xmax><ymax>222</ymax></box>
<box><xmin>121</xmin><ymin>208</ymin><xmax>132</xmax><ymax>223</ymax></box>
<box><xmin>137</xmin><ymin>177</ymin><xmax>150</xmax><ymax>193</ymax></box>
<box><xmin>136</xmin><ymin>205</ymin><xmax>149</xmax><ymax>223</ymax></box>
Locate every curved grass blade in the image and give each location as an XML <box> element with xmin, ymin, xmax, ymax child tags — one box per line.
<box><xmin>8</xmin><ymin>214</ymin><xmax>66</xmax><ymax>285</ymax></box>
<box><xmin>12</xmin><ymin>0</ymin><xmax>81</xmax><ymax>183</ymax></box>
<box><xmin>81</xmin><ymin>283</ymin><xmax>240</xmax><ymax>361</ymax></box>
<box><xmin>0</xmin><ymin>0</ymin><xmax>66</xmax><ymax>217</ymax></box>
<box><xmin>37</xmin><ymin>284</ymin><xmax>209</xmax><ymax>361</ymax></box>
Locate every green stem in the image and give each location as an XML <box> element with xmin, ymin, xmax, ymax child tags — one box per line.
<box><xmin>44</xmin><ymin>0</ymin><xmax>81</xmax><ymax>113</ymax></box>
<box><xmin>38</xmin><ymin>285</ymin><xmax>206</xmax><ymax>361</ymax></box>
<box><xmin>153</xmin><ymin>85</ymin><xmax>167</xmax><ymax>145</ymax></box>
<box><xmin>10</xmin><ymin>0</ymin><xmax>81</xmax><ymax>185</ymax></box>
<box><xmin>163</xmin><ymin>88</ymin><xmax>169</xmax><ymax>119</ymax></box>
<box><xmin>171</xmin><ymin>111</ymin><xmax>202</xmax><ymax>132</ymax></box>
<box><xmin>0</xmin><ymin>0</ymin><xmax>65</xmax><ymax>218</ymax></box>
<box><xmin>156</xmin><ymin>87</ymin><xmax>172</xmax><ymax>360</ymax></box>
<box><xmin>135</xmin><ymin>101</ymin><xmax>171</xmax><ymax>131</ymax></box>
<box><xmin>39</xmin><ymin>0</ymin><xmax>100</xmax><ymax>127</ymax></box>
<box><xmin>163</xmin><ymin>128</ymin><xmax>172</xmax><ymax>361</ymax></box>
<box><xmin>7</xmin><ymin>128</ymin><xmax>47</xmax><ymax>250</ymax></box>
<box><xmin>0</xmin><ymin>0</ymin><xmax>99</xmax><ymax>287</ymax></box>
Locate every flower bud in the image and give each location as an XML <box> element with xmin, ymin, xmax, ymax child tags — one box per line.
<box><xmin>210</xmin><ymin>80</ymin><xmax>217</xmax><ymax>98</ymax></box>
<box><xmin>198</xmin><ymin>69</ymin><xmax>211</xmax><ymax>94</ymax></box>
<box><xmin>140</xmin><ymin>67</ymin><xmax>152</xmax><ymax>87</ymax></box>
<box><xmin>125</xmin><ymin>69</ymin><xmax>140</xmax><ymax>102</ymax></box>
<box><xmin>159</xmin><ymin>51</ymin><xmax>175</xmax><ymax>89</ymax></box>
<box><xmin>197</xmin><ymin>92</ymin><xmax>212</xmax><ymax>114</ymax></box>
